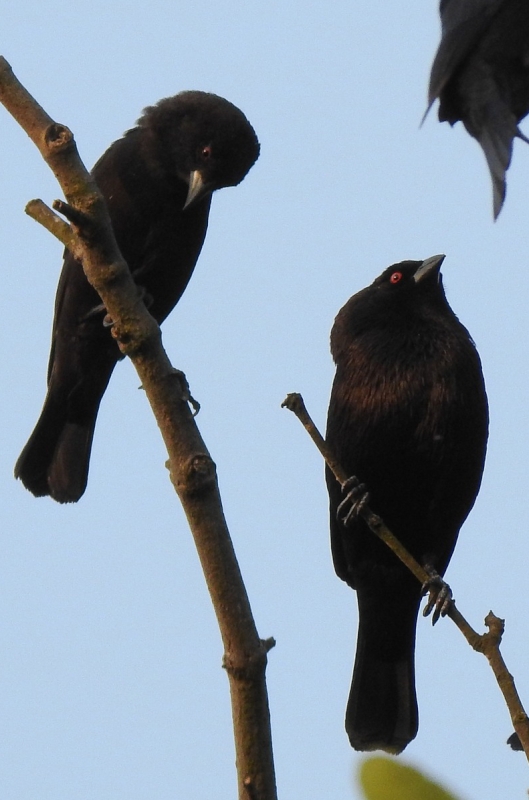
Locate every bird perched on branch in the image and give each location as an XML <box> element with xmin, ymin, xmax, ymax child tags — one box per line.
<box><xmin>425</xmin><ymin>0</ymin><xmax>529</xmax><ymax>217</ymax></box>
<box><xmin>326</xmin><ymin>255</ymin><xmax>488</xmax><ymax>753</ymax></box>
<box><xmin>15</xmin><ymin>91</ymin><xmax>260</xmax><ymax>503</ymax></box>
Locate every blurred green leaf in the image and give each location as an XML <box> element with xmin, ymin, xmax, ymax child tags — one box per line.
<box><xmin>359</xmin><ymin>756</ymin><xmax>461</xmax><ymax>800</ymax></box>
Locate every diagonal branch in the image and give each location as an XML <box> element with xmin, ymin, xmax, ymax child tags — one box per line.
<box><xmin>282</xmin><ymin>391</ymin><xmax>529</xmax><ymax>761</ymax></box>
<box><xmin>0</xmin><ymin>55</ymin><xmax>277</xmax><ymax>800</ymax></box>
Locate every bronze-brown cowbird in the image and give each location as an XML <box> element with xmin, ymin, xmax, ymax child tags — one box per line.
<box><xmin>326</xmin><ymin>255</ymin><xmax>488</xmax><ymax>753</ymax></box>
<box><xmin>426</xmin><ymin>0</ymin><xmax>529</xmax><ymax>217</ymax></box>
<box><xmin>15</xmin><ymin>91</ymin><xmax>259</xmax><ymax>503</ymax></box>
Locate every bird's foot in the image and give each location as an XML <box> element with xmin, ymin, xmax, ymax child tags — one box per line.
<box><xmin>337</xmin><ymin>476</ymin><xmax>370</xmax><ymax>526</ymax></box>
<box><xmin>81</xmin><ymin>302</ymin><xmax>107</xmax><ymax>322</ymax></box>
<box><xmin>130</xmin><ymin>272</ymin><xmax>154</xmax><ymax>309</ymax></box>
<box><xmin>79</xmin><ymin>301</ymin><xmax>115</xmax><ymax>328</ymax></box>
<box><xmin>136</xmin><ymin>285</ymin><xmax>153</xmax><ymax>310</ymax></box>
<box><xmin>422</xmin><ymin>565</ymin><xmax>453</xmax><ymax>625</ymax></box>
<box><xmin>100</xmin><ymin>285</ymin><xmax>154</xmax><ymax>328</ymax></box>
<box><xmin>171</xmin><ymin>369</ymin><xmax>200</xmax><ymax>415</ymax></box>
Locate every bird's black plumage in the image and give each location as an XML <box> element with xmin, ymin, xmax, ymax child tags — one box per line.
<box><xmin>326</xmin><ymin>256</ymin><xmax>488</xmax><ymax>753</ymax></box>
<box><xmin>15</xmin><ymin>91</ymin><xmax>259</xmax><ymax>503</ymax></box>
<box><xmin>426</xmin><ymin>0</ymin><xmax>529</xmax><ymax>217</ymax></box>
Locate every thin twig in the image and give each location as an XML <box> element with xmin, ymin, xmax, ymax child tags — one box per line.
<box><xmin>282</xmin><ymin>391</ymin><xmax>529</xmax><ymax>759</ymax></box>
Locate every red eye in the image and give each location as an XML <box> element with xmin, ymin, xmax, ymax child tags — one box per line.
<box><xmin>201</xmin><ymin>145</ymin><xmax>212</xmax><ymax>160</ymax></box>
<box><xmin>390</xmin><ymin>271</ymin><xmax>403</xmax><ymax>284</ymax></box>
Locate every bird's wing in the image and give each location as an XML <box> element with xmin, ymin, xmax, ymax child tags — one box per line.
<box><xmin>46</xmin><ymin>251</ymin><xmax>82</xmax><ymax>384</ymax></box>
<box><xmin>476</xmin><ymin>109</ymin><xmax>528</xmax><ymax>218</ymax></box>
<box><xmin>428</xmin><ymin>0</ymin><xmax>506</xmax><ymax>104</ymax></box>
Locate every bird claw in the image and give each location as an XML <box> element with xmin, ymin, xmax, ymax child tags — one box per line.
<box><xmin>422</xmin><ymin>567</ymin><xmax>453</xmax><ymax>625</ymax></box>
<box><xmin>337</xmin><ymin>476</ymin><xmax>370</xmax><ymax>526</ymax></box>
<box><xmin>135</xmin><ymin>283</ymin><xmax>154</xmax><ymax>310</ymax></box>
<box><xmin>86</xmin><ymin>285</ymin><xmax>153</xmax><ymax>329</ymax></box>
<box><xmin>142</xmin><ymin>291</ymin><xmax>154</xmax><ymax>309</ymax></box>
<box><xmin>81</xmin><ymin>302</ymin><xmax>107</xmax><ymax>323</ymax></box>
<box><xmin>79</xmin><ymin>302</ymin><xmax>115</xmax><ymax>327</ymax></box>
<box><xmin>129</xmin><ymin>272</ymin><xmax>154</xmax><ymax>309</ymax></box>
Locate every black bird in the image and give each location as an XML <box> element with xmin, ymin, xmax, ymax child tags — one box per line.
<box><xmin>326</xmin><ymin>255</ymin><xmax>488</xmax><ymax>753</ymax></box>
<box><xmin>15</xmin><ymin>91</ymin><xmax>260</xmax><ymax>503</ymax></box>
<box><xmin>426</xmin><ymin>0</ymin><xmax>529</xmax><ymax>217</ymax></box>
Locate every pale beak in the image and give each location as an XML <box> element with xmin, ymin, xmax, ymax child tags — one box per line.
<box><xmin>413</xmin><ymin>254</ymin><xmax>445</xmax><ymax>283</ymax></box>
<box><xmin>184</xmin><ymin>170</ymin><xmax>211</xmax><ymax>209</ymax></box>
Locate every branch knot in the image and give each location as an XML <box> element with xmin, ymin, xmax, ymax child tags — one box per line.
<box><xmin>223</xmin><ymin>637</ymin><xmax>274</xmax><ymax>680</ymax></box>
<box><xmin>176</xmin><ymin>453</ymin><xmax>216</xmax><ymax>497</ymax></box>
<box><xmin>44</xmin><ymin>123</ymin><xmax>73</xmax><ymax>150</ymax></box>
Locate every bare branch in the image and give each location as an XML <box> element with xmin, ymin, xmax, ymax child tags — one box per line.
<box><xmin>0</xmin><ymin>56</ymin><xmax>277</xmax><ymax>800</ymax></box>
<box><xmin>25</xmin><ymin>199</ymin><xmax>77</xmax><ymax>250</ymax></box>
<box><xmin>282</xmin><ymin>391</ymin><xmax>529</xmax><ymax>760</ymax></box>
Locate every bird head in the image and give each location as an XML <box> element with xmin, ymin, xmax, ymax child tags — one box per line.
<box><xmin>331</xmin><ymin>255</ymin><xmax>450</xmax><ymax>360</ymax></box>
<box><xmin>138</xmin><ymin>90</ymin><xmax>260</xmax><ymax>209</ymax></box>
<box><xmin>373</xmin><ymin>254</ymin><xmax>445</xmax><ymax>292</ymax></box>
<box><xmin>362</xmin><ymin>254</ymin><xmax>447</xmax><ymax>315</ymax></box>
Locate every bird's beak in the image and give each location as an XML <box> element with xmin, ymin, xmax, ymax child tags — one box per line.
<box><xmin>183</xmin><ymin>170</ymin><xmax>211</xmax><ymax>209</ymax></box>
<box><xmin>413</xmin><ymin>254</ymin><xmax>445</xmax><ymax>283</ymax></box>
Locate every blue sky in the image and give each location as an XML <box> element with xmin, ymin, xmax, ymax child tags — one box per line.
<box><xmin>1</xmin><ymin>2</ymin><xmax>529</xmax><ymax>798</ymax></box>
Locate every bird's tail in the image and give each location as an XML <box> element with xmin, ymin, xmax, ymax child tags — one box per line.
<box><xmin>14</xmin><ymin>386</ymin><xmax>97</xmax><ymax>504</ymax></box>
<box><xmin>345</xmin><ymin>584</ymin><xmax>420</xmax><ymax>754</ymax></box>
